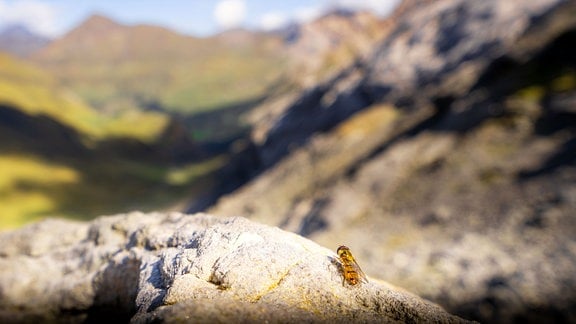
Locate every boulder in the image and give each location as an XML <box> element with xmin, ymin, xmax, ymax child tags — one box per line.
<box><xmin>0</xmin><ymin>212</ymin><xmax>470</xmax><ymax>323</ymax></box>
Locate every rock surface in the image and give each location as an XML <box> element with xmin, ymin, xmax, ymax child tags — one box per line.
<box><xmin>249</xmin><ymin>0</ymin><xmax>576</xmax><ymax>167</ymax></box>
<box><xmin>0</xmin><ymin>212</ymin><xmax>469</xmax><ymax>323</ymax></box>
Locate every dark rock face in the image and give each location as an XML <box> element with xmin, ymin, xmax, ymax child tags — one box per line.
<box><xmin>258</xmin><ymin>65</ymin><xmax>373</xmax><ymax>167</ymax></box>
<box><xmin>211</xmin><ymin>0</ymin><xmax>576</xmax><ymax>323</ymax></box>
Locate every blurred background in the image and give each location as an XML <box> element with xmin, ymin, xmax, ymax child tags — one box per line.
<box><xmin>0</xmin><ymin>0</ymin><xmax>396</xmax><ymax>228</ymax></box>
<box><xmin>1</xmin><ymin>0</ymin><xmax>575</xmax><ymax>322</ymax></box>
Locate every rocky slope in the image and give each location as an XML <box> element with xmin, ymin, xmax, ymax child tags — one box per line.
<box><xmin>283</xmin><ymin>9</ymin><xmax>392</xmax><ymax>88</ymax></box>
<box><xmin>0</xmin><ymin>212</ymin><xmax>469</xmax><ymax>323</ymax></box>
<box><xmin>209</xmin><ymin>0</ymin><xmax>576</xmax><ymax>322</ymax></box>
<box><xmin>245</xmin><ymin>10</ymin><xmax>391</xmax><ymax>159</ymax></box>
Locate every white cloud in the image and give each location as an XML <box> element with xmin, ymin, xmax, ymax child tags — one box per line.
<box><xmin>294</xmin><ymin>6</ymin><xmax>324</xmax><ymax>23</ymax></box>
<box><xmin>0</xmin><ymin>0</ymin><xmax>58</xmax><ymax>36</ymax></box>
<box><xmin>331</xmin><ymin>0</ymin><xmax>401</xmax><ymax>17</ymax></box>
<box><xmin>259</xmin><ymin>12</ymin><xmax>288</xmax><ymax>31</ymax></box>
<box><xmin>214</xmin><ymin>0</ymin><xmax>246</xmax><ymax>30</ymax></box>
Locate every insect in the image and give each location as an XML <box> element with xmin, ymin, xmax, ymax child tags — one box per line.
<box><xmin>336</xmin><ymin>245</ymin><xmax>368</xmax><ymax>286</ymax></box>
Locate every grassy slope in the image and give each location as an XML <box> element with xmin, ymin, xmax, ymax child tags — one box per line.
<box><xmin>0</xmin><ymin>21</ymin><xmax>288</xmax><ymax>230</ymax></box>
<box><xmin>0</xmin><ymin>52</ymin><xmax>169</xmax><ymax>143</ymax></box>
<box><xmin>0</xmin><ymin>150</ymin><xmax>225</xmax><ymax>230</ymax></box>
<box><xmin>33</xmin><ymin>18</ymin><xmax>286</xmax><ymax>116</ymax></box>
<box><xmin>0</xmin><ymin>52</ymin><xmax>104</xmax><ymax>138</ymax></box>
<box><xmin>0</xmin><ymin>52</ymin><xmax>224</xmax><ymax>230</ymax></box>
<box><xmin>0</xmin><ymin>154</ymin><xmax>79</xmax><ymax>228</ymax></box>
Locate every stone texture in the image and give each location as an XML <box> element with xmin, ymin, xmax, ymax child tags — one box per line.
<box><xmin>0</xmin><ymin>212</ymin><xmax>469</xmax><ymax>323</ymax></box>
<box><xmin>364</xmin><ymin>0</ymin><xmax>575</xmax><ymax>101</ymax></box>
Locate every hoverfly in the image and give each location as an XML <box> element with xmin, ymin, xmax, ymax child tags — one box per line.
<box><xmin>336</xmin><ymin>245</ymin><xmax>368</xmax><ymax>286</ymax></box>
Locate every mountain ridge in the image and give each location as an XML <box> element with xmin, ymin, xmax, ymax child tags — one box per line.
<box><xmin>36</xmin><ymin>13</ymin><xmax>201</xmax><ymax>62</ymax></box>
<box><xmin>32</xmin><ymin>13</ymin><xmax>286</xmax><ymax>116</ymax></box>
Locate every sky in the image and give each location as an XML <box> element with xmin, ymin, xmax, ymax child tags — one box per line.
<box><xmin>0</xmin><ymin>0</ymin><xmax>400</xmax><ymax>38</ymax></box>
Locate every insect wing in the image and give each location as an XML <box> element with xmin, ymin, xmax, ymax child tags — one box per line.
<box><xmin>349</xmin><ymin>254</ymin><xmax>368</xmax><ymax>284</ymax></box>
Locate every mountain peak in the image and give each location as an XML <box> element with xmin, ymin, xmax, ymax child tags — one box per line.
<box><xmin>72</xmin><ymin>13</ymin><xmax>123</xmax><ymax>35</ymax></box>
<box><xmin>83</xmin><ymin>13</ymin><xmax>121</xmax><ymax>26</ymax></box>
<box><xmin>32</xmin><ymin>13</ymin><xmax>130</xmax><ymax>62</ymax></box>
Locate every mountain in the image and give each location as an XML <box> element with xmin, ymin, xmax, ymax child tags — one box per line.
<box><xmin>0</xmin><ymin>51</ymin><xmax>214</xmax><ymax>229</ymax></box>
<box><xmin>283</xmin><ymin>9</ymin><xmax>392</xmax><ymax>87</ymax></box>
<box><xmin>0</xmin><ymin>24</ymin><xmax>50</xmax><ymax>57</ymax></box>
<box><xmin>0</xmin><ymin>50</ymin><xmax>182</xmax><ymax>145</ymax></box>
<box><xmin>36</xmin><ymin>14</ymin><xmax>193</xmax><ymax>62</ymax></box>
<box><xmin>242</xmin><ymin>9</ymin><xmax>392</xmax><ymax>162</ymax></box>
<box><xmin>0</xmin><ymin>51</ymin><xmax>106</xmax><ymax>138</ymax></box>
<box><xmin>32</xmin><ymin>14</ymin><xmax>285</xmax><ymax>116</ymax></box>
<box><xmin>30</xmin><ymin>12</ymin><xmax>393</xmax><ymax>147</ymax></box>
<box><xmin>0</xmin><ymin>10</ymin><xmax>392</xmax><ymax>229</ymax></box>
<box><xmin>207</xmin><ymin>0</ymin><xmax>576</xmax><ymax>323</ymax></box>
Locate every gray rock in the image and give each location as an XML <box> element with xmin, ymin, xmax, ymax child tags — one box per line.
<box><xmin>0</xmin><ymin>212</ymin><xmax>469</xmax><ymax>323</ymax></box>
<box><xmin>247</xmin><ymin>0</ymin><xmax>576</xmax><ymax>167</ymax></box>
<box><xmin>364</xmin><ymin>0</ymin><xmax>575</xmax><ymax>102</ymax></box>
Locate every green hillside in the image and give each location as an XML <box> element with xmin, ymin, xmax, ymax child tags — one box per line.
<box><xmin>0</xmin><ymin>52</ymin><xmax>169</xmax><ymax>143</ymax></box>
<box><xmin>0</xmin><ymin>15</ymin><xmax>292</xmax><ymax>230</ymax></box>
<box><xmin>0</xmin><ymin>52</ymin><xmax>104</xmax><ymax>138</ymax></box>
<box><xmin>0</xmin><ymin>51</ymin><xmax>223</xmax><ymax>230</ymax></box>
<box><xmin>32</xmin><ymin>15</ymin><xmax>286</xmax><ymax>116</ymax></box>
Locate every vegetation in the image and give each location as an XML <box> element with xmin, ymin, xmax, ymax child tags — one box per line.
<box><xmin>0</xmin><ymin>53</ymin><xmax>169</xmax><ymax>143</ymax></box>
<box><xmin>0</xmin><ymin>154</ymin><xmax>79</xmax><ymax>229</ymax></box>
<box><xmin>0</xmin><ymin>16</ymin><xmax>289</xmax><ymax>230</ymax></box>
<box><xmin>0</xmin><ymin>152</ymin><xmax>225</xmax><ymax>230</ymax></box>
<box><xmin>0</xmin><ymin>53</ymin><xmax>104</xmax><ymax>139</ymax></box>
<box><xmin>0</xmin><ymin>51</ymin><xmax>228</xmax><ymax>230</ymax></box>
<box><xmin>33</xmin><ymin>18</ymin><xmax>286</xmax><ymax>117</ymax></box>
